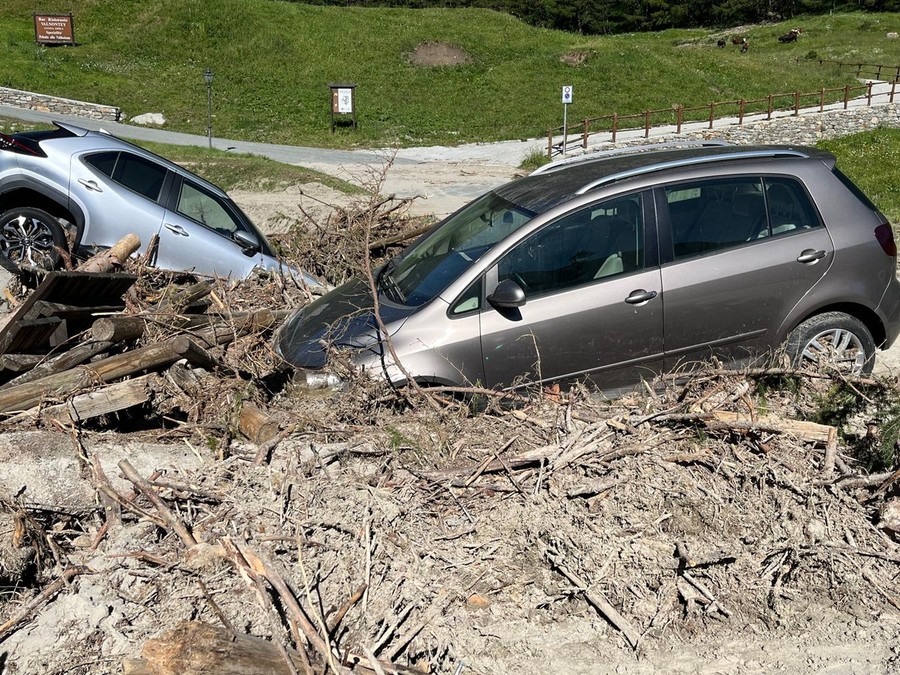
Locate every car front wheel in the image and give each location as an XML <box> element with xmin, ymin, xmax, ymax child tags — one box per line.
<box><xmin>785</xmin><ymin>312</ymin><xmax>876</xmax><ymax>376</ymax></box>
<box><xmin>0</xmin><ymin>207</ymin><xmax>67</xmax><ymax>270</ymax></box>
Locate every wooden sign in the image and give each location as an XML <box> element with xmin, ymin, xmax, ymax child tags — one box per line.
<box><xmin>34</xmin><ymin>13</ymin><xmax>75</xmax><ymax>46</ymax></box>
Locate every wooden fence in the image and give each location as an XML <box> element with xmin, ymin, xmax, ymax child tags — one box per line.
<box><xmin>803</xmin><ymin>58</ymin><xmax>900</xmax><ymax>82</ymax></box>
<box><xmin>547</xmin><ymin>78</ymin><xmax>898</xmax><ymax>158</ymax></box>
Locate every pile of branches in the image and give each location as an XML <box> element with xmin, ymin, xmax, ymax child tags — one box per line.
<box><xmin>1</xmin><ymin>352</ymin><xmax>898</xmax><ymax>673</ymax></box>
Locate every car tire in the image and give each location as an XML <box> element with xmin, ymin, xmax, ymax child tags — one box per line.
<box><xmin>785</xmin><ymin>312</ymin><xmax>876</xmax><ymax>376</ymax></box>
<box><xmin>0</xmin><ymin>207</ymin><xmax>67</xmax><ymax>270</ymax></box>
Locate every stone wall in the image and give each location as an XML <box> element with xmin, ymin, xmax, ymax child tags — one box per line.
<box><xmin>672</xmin><ymin>103</ymin><xmax>900</xmax><ymax>146</ymax></box>
<box><xmin>0</xmin><ymin>87</ymin><xmax>120</xmax><ymax>122</ymax></box>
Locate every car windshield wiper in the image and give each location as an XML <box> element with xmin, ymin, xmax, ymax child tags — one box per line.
<box><xmin>379</xmin><ymin>269</ymin><xmax>406</xmax><ymax>304</ymax></box>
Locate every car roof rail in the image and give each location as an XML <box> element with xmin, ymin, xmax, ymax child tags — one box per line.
<box><xmin>575</xmin><ymin>148</ymin><xmax>811</xmax><ymax>195</ymax></box>
<box><xmin>530</xmin><ymin>139</ymin><xmax>733</xmax><ymax>176</ymax></box>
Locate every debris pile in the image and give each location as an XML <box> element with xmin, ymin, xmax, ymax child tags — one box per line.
<box><xmin>0</xmin><ymin>236</ymin><xmax>897</xmax><ymax>674</ymax></box>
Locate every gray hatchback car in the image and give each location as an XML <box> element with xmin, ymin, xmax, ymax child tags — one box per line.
<box><xmin>275</xmin><ymin>142</ymin><xmax>900</xmax><ymax>391</ymax></box>
<box><xmin>0</xmin><ymin>121</ymin><xmax>323</xmax><ymax>289</ymax></box>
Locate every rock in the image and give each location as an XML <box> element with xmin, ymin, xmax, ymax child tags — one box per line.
<box><xmin>131</xmin><ymin>112</ymin><xmax>166</xmax><ymax>126</ymax></box>
<box><xmin>887</xmin><ymin>32</ymin><xmax>899</xmax><ymax>39</ymax></box>
<box><xmin>879</xmin><ymin>498</ymin><xmax>900</xmax><ymax>534</ymax></box>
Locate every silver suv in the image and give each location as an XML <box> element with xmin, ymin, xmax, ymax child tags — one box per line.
<box><xmin>275</xmin><ymin>142</ymin><xmax>900</xmax><ymax>390</ymax></box>
<box><xmin>0</xmin><ymin>122</ymin><xmax>322</xmax><ymax>288</ymax></box>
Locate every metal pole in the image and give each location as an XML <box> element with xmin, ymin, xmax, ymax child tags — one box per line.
<box><xmin>562</xmin><ymin>102</ymin><xmax>568</xmax><ymax>155</ymax></box>
<box><xmin>204</xmin><ymin>68</ymin><xmax>214</xmax><ymax>149</ymax></box>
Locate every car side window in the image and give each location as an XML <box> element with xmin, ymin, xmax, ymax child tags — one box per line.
<box><xmin>497</xmin><ymin>193</ymin><xmax>644</xmax><ymax>297</ymax></box>
<box><xmin>450</xmin><ymin>278</ymin><xmax>482</xmax><ymax>316</ymax></box>
<box><xmin>85</xmin><ymin>151</ymin><xmax>167</xmax><ymax>202</ymax></box>
<box><xmin>667</xmin><ymin>177</ymin><xmax>766</xmax><ymax>260</ymax></box>
<box><xmin>176</xmin><ymin>181</ymin><xmax>241</xmax><ymax>235</ymax></box>
<box><xmin>763</xmin><ymin>177</ymin><xmax>820</xmax><ymax>236</ymax></box>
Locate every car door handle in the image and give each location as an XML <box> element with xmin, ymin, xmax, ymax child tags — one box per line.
<box><xmin>78</xmin><ymin>178</ymin><xmax>102</xmax><ymax>192</ymax></box>
<box><xmin>624</xmin><ymin>289</ymin><xmax>658</xmax><ymax>305</ymax></box>
<box><xmin>164</xmin><ymin>223</ymin><xmax>189</xmax><ymax>237</ymax></box>
<box><xmin>796</xmin><ymin>248</ymin><xmax>826</xmax><ymax>264</ymax></box>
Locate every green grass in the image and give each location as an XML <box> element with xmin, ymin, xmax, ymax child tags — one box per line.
<box><xmin>819</xmin><ymin>128</ymin><xmax>900</xmax><ymax>224</ymax></box>
<box><xmin>2</xmin><ymin>3</ymin><xmax>899</xmax><ymax>148</ymax></box>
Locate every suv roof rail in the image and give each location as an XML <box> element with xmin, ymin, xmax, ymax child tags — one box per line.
<box><xmin>530</xmin><ymin>140</ymin><xmax>733</xmax><ymax>176</ymax></box>
<box><xmin>575</xmin><ymin>148</ymin><xmax>811</xmax><ymax>195</ymax></box>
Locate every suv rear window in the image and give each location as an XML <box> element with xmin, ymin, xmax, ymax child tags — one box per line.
<box><xmin>85</xmin><ymin>151</ymin><xmax>167</xmax><ymax>202</ymax></box>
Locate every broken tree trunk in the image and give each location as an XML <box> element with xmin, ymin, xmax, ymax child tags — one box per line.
<box><xmin>91</xmin><ymin>316</ymin><xmax>146</xmax><ymax>343</ymax></box>
<box><xmin>122</xmin><ymin>621</ymin><xmax>307</xmax><ymax>675</ymax></box>
<box><xmin>77</xmin><ymin>234</ymin><xmax>141</xmax><ymax>273</ymax></box>
<box><xmin>239</xmin><ymin>404</ymin><xmax>280</xmax><ymax>445</ymax></box>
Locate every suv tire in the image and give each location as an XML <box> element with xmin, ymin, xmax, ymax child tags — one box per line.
<box><xmin>0</xmin><ymin>207</ymin><xmax>67</xmax><ymax>270</ymax></box>
<box><xmin>785</xmin><ymin>312</ymin><xmax>876</xmax><ymax>376</ymax></box>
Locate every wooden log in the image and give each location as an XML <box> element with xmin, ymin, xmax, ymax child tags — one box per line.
<box><xmin>709</xmin><ymin>410</ymin><xmax>834</xmax><ymax>444</ymax></box>
<box><xmin>41</xmin><ymin>375</ymin><xmax>156</xmax><ymax>423</ymax></box>
<box><xmin>91</xmin><ymin>316</ymin><xmax>146</xmax><ymax>342</ymax></box>
<box><xmin>77</xmin><ymin>234</ymin><xmax>141</xmax><ymax>273</ymax></box>
<box><xmin>124</xmin><ymin>621</ymin><xmax>306</xmax><ymax>675</ymax></box>
<box><xmin>0</xmin><ymin>340</ymin><xmax>114</xmax><ymax>390</ymax></box>
<box><xmin>155</xmin><ymin>280</ymin><xmax>212</xmax><ymax>313</ymax></box>
<box><xmin>0</xmin><ymin>336</ymin><xmax>195</xmax><ymax>415</ymax></box>
<box><xmin>239</xmin><ymin>404</ymin><xmax>280</xmax><ymax>445</ymax></box>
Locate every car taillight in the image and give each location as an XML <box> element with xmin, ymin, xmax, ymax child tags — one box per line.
<box><xmin>874</xmin><ymin>223</ymin><xmax>897</xmax><ymax>257</ymax></box>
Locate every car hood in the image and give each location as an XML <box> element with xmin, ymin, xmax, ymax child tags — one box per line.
<box><xmin>274</xmin><ymin>277</ymin><xmax>412</xmax><ymax>369</ymax></box>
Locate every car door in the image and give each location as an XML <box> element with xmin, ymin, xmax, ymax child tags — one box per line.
<box><xmin>158</xmin><ymin>176</ymin><xmax>264</xmax><ymax>278</ymax></box>
<box><xmin>69</xmin><ymin>150</ymin><xmax>168</xmax><ymax>255</ymax></box>
<box><xmin>479</xmin><ymin>192</ymin><xmax>664</xmax><ymax>390</ymax></box>
<box><xmin>659</xmin><ymin>176</ymin><xmax>834</xmax><ymax>370</ymax></box>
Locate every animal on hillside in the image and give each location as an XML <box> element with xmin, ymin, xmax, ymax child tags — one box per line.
<box><xmin>741</xmin><ymin>38</ymin><xmax>749</xmax><ymax>53</ymax></box>
<box><xmin>731</xmin><ymin>35</ymin><xmax>744</xmax><ymax>45</ymax></box>
<box><xmin>717</xmin><ymin>38</ymin><xmax>726</xmax><ymax>48</ymax></box>
<box><xmin>778</xmin><ymin>28</ymin><xmax>802</xmax><ymax>43</ymax></box>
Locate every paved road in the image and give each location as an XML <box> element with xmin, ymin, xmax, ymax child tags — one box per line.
<box><xmin>3</xmin><ymin>79</ymin><xmax>894</xmax><ymax>216</ymax></box>
<box><xmin>0</xmin><ymin>103</ymin><xmax>535</xmax><ymax>216</ymax></box>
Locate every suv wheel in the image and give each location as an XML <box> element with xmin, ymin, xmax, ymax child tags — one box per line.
<box><xmin>785</xmin><ymin>312</ymin><xmax>876</xmax><ymax>376</ymax></box>
<box><xmin>0</xmin><ymin>207</ymin><xmax>67</xmax><ymax>270</ymax></box>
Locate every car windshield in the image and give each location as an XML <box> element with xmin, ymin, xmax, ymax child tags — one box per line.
<box><xmin>379</xmin><ymin>192</ymin><xmax>534</xmax><ymax>307</ymax></box>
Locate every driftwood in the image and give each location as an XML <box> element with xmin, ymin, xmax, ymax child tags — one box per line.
<box><xmin>123</xmin><ymin>621</ymin><xmax>307</xmax><ymax>675</ymax></box>
<box><xmin>0</xmin><ymin>335</ymin><xmax>208</xmax><ymax>415</ymax></box>
<box><xmin>8</xmin><ymin>374</ymin><xmax>157</xmax><ymax>424</ymax></box>
<box><xmin>77</xmin><ymin>234</ymin><xmax>141</xmax><ymax>273</ymax></box>
<box><xmin>91</xmin><ymin>316</ymin><xmax>146</xmax><ymax>342</ymax></box>
<box><xmin>239</xmin><ymin>403</ymin><xmax>280</xmax><ymax>445</ymax></box>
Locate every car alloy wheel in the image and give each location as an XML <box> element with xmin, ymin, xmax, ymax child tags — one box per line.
<box><xmin>787</xmin><ymin>312</ymin><xmax>876</xmax><ymax>376</ymax></box>
<box><xmin>0</xmin><ymin>207</ymin><xmax>66</xmax><ymax>269</ymax></box>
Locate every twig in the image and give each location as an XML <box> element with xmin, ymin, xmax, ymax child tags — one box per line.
<box><xmin>0</xmin><ymin>566</ymin><xmax>92</xmax><ymax>641</ymax></box>
<box><xmin>545</xmin><ymin>548</ymin><xmax>640</xmax><ymax>649</ymax></box>
<box><xmin>118</xmin><ymin>459</ymin><xmax>197</xmax><ymax>547</ymax></box>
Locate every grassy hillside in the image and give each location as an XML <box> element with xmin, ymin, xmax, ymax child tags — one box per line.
<box><xmin>1</xmin><ymin>2</ymin><xmax>899</xmax><ymax>148</ymax></box>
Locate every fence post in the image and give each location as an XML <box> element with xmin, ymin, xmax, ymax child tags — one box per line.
<box><xmin>794</xmin><ymin>92</ymin><xmax>800</xmax><ymax>116</ymax></box>
<box><xmin>891</xmin><ymin>80</ymin><xmax>896</xmax><ymax>104</ymax></box>
<box><xmin>676</xmin><ymin>105</ymin><xmax>683</xmax><ymax>134</ymax></box>
<box><xmin>738</xmin><ymin>100</ymin><xmax>745</xmax><ymax>125</ymax></box>
<box><xmin>857</xmin><ymin>63</ymin><xmax>862</xmax><ymax>77</ymax></box>
<box><xmin>767</xmin><ymin>94</ymin><xmax>773</xmax><ymax>120</ymax></box>
<box><xmin>844</xmin><ymin>85</ymin><xmax>850</xmax><ymax>109</ymax></box>
<box><xmin>867</xmin><ymin>81</ymin><xmax>873</xmax><ymax>106</ymax></box>
<box><xmin>611</xmin><ymin>113</ymin><xmax>618</xmax><ymax>143</ymax></box>
<box><xmin>547</xmin><ymin>129</ymin><xmax>553</xmax><ymax>159</ymax></box>
<box><xmin>582</xmin><ymin>119</ymin><xmax>589</xmax><ymax>149</ymax></box>
<box><xmin>644</xmin><ymin>110</ymin><xmax>651</xmax><ymax>138</ymax></box>
<box><xmin>708</xmin><ymin>103</ymin><xmax>715</xmax><ymax>130</ymax></box>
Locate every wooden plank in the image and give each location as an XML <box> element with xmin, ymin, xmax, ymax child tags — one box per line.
<box><xmin>18</xmin><ymin>375</ymin><xmax>155</xmax><ymax>424</ymax></box>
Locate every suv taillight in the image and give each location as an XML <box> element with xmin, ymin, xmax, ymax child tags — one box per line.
<box><xmin>875</xmin><ymin>223</ymin><xmax>897</xmax><ymax>257</ymax></box>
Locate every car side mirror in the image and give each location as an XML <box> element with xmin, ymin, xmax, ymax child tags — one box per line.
<box><xmin>233</xmin><ymin>230</ymin><xmax>260</xmax><ymax>254</ymax></box>
<box><xmin>487</xmin><ymin>279</ymin><xmax>526</xmax><ymax>309</ymax></box>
